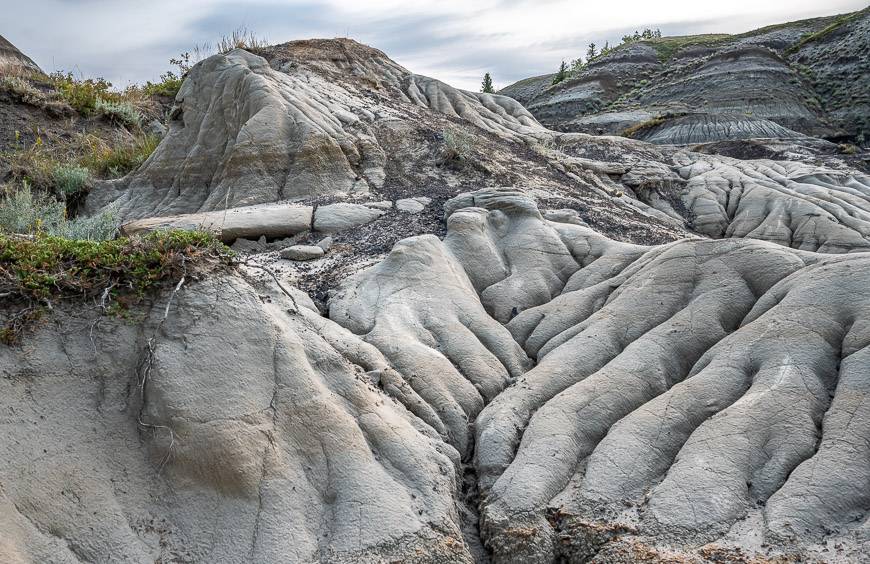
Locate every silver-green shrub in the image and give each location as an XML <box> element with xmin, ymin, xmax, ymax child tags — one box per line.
<box><xmin>0</xmin><ymin>183</ymin><xmax>118</xmax><ymax>241</ymax></box>
<box><xmin>95</xmin><ymin>98</ymin><xmax>143</xmax><ymax>129</ymax></box>
<box><xmin>52</xmin><ymin>164</ymin><xmax>90</xmax><ymax>198</ymax></box>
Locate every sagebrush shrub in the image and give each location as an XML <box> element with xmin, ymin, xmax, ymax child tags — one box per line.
<box><xmin>48</xmin><ymin>72</ymin><xmax>115</xmax><ymax>115</ymax></box>
<box><xmin>443</xmin><ymin>129</ymin><xmax>473</xmax><ymax>159</ymax></box>
<box><xmin>95</xmin><ymin>98</ymin><xmax>142</xmax><ymax>129</ymax></box>
<box><xmin>0</xmin><ymin>183</ymin><xmax>118</xmax><ymax>241</ymax></box>
<box><xmin>0</xmin><ymin>183</ymin><xmax>66</xmax><ymax>235</ymax></box>
<box><xmin>52</xmin><ymin>164</ymin><xmax>90</xmax><ymax>198</ymax></box>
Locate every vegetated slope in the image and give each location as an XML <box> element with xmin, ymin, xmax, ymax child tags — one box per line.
<box><xmin>499</xmin><ymin>7</ymin><xmax>870</xmax><ymax>145</ymax></box>
<box><xmin>0</xmin><ymin>36</ymin><xmax>171</xmax><ymax>215</ymax></box>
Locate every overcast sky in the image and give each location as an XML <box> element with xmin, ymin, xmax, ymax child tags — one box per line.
<box><xmin>3</xmin><ymin>0</ymin><xmax>867</xmax><ymax>91</ymax></box>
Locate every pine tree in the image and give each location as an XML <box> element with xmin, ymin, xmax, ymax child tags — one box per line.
<box><xmin>481</xmin><ymin>72</ymin><xmax>495</xmax><ymax>94</ymax></box>
<box><xmin>586</xmin><ymin>42</ymin><xmax>597</xmax><ymax>61</ymax></box>
<box><xmin>551</xmin><ymin>60</ymin><xmax>568</xmax><ymax>85</ymax></box>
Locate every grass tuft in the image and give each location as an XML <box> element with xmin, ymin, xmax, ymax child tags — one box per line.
<box><xmin>52</xmin><ymin>164</ymin><xmax>90</xmax><ymax>198</ymax></box>
<box><xmin>0</xmin><ymin>230</ymin><xmax>233</xmax><ymax>343</ymax></box>
<box><xmin>0</xmin><ymin>182</ymin><xmax>118</xmax><ymax>241</ymax></box>
<box><xmin>95</xmin><ymin>98</ymin><xmax>143</xmax><ymax>129</ymax></box>
<box><xmin>77</xmin><ymin>133</ymin><xmax>160</xmax><ymax>178</ymax></box>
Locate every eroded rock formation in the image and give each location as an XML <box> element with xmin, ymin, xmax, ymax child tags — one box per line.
<box><xmin>500</xmin><ymin>7</ymin><xmax>870</xmax><ymax>145</ymax></box>
<box><xmin>4</xmin><ymin>31</ymin><xmax>870</xmax><ymax>563</ymax></box>
<box><xmin>6</xmin><ymin>188</ymin><xmax>869</xmax><ymax>562</ymax></box>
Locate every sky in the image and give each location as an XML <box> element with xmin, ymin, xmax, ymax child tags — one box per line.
<box><xmin>3</xmin><ymin>0</ymin><xmax>867</xmax><ymax>91</ymax></box>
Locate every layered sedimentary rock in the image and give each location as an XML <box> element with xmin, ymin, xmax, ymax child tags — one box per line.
<box><xmin>500</xmin><ymin>8</ymin><xmax>870</xmax><ymax>144</ymax></box>
<box><xmin>8</xmin><ymin>31</ymin><xmax>870</xmax><ymax>563</ymax></box>
<box><xmin>637</xmin><ymin>113</ymin><xmax>805</xmax><ymax>145</ymax></box>
<box><xmin>673</xmin><ymin>153</ymin><xmax>870</xmax><ymax>252</ymax></box>
<box><xmin>85</xmin><ymin>39</ymin><xmax>869</xmax><ymax>257</ymax></box>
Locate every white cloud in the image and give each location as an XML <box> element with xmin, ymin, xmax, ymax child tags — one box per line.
<box><xmin>2</xmin><ymin>0</ymin><xmax>865</xmax><ymax>91</ymax></box>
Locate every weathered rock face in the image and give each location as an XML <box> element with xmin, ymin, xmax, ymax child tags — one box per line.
<box><xmin>500</xmin><ymin>8</ymin><xmax>870</xmax><ymax>144</ymax></box>
<box><xmin>672</xmin><ymin>153</ymin><xmax>870</xmax><ymax>252</ymax></box>
<box><xmin>89</xmin><ymin>49</ymin><xmax>384</xmax><ymax>218</ymax></box>
<box><xmin>637</xmin><ymin>113</ymin><xmax>806</xmax><ymax>145</ymax></box>
<box><xmin>793</xmin><ymin>9</ymin><xmax>870</xmax><ymax>144</ymax></box>
<box><xmin>85</xmin><ymin>38</ymin><xmax>869</xmax><ymax>258</ymax></box>
<box><xmin>332</xmin><ymin>188</ymin><xmax>870</xmax><ymax>562</ymax></box>
<box><xmin>87</xmin><ymin>40</ymin><xmax>544</xmax><ymax>222</ymax></box>
<box><xmin>0</xmin><ymin>273</ymin><xmax>472</xmax><ymax>563</ymax></box>
<box><xmin>4</xmin><ymin>188</ymin><xmax>870</xmax><ymax>563</ymax></box>
<box><xmin>0</xmin><ymin>35</ymin><xmax>41</xmax><ymax>75</ymax></box>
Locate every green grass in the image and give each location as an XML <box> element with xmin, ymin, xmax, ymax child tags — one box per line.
<box><xmin>3</xmin><ymin>131</ymin><xmax>160</xmax><ymax>195</ymax></box>
<box><xmin>142</xmin><ymin>75</ymin><xmax>183</xmax><ymax>98</ymax></box>
<box><xmin>641</xmin><ymin>34</ymin><xmax>733</xmax><ymax>62</ymax></box>
<box><xmin>786</xmin><ymin>8</ymin><xmax>869</xmax><ymax>54</ymax></box>
<box><xmin>78</xmin><ymin>133</ymin><xmax>160</xmax><ymax>178</ymax></box>
<box><xmin>0</xmin><ymin>230</ymin><xmax>233</xmax><ymax>343</ymax></box>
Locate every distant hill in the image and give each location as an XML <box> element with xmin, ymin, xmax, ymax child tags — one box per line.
<box><xmin>0</xmin><ymin>34</ymin><xmax>42</xmax><ymax>75</ymax></box>
<box><xmin>499</xmin><ymin>8</ymin><xmax>870</xmax><ymax>145</ymax></box>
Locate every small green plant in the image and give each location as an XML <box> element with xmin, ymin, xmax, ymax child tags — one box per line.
<box><xmin>586</xmin><ymin>42</ymin><xmax>598</xmax><ymax>61</ymax></box>
<box><xmin>839</xmin><ymin>143</ymin><xmax>858</xmax><ymax>155</ymax></box>
<box><xmin>143</xmin><ymin>74</ymin><xmax>184</xmax><ymax>98</ymax></box>
<box><xmin>47</xmin><ymin>72</ymin><xmax>117</xmax><ymax>115</ymax></box>
<box><xmin>481</xmin><ymin>72</ymin><xmax>495</xmax><ymax>94</ymax></box>
<box><xmin>552</xmin><ymin>61</ymin><xmax>568</xmax><ymax>85</ymax></box>
<box><xmin>0</xmin><ymin>182</ymin><xmax>117</xmax><ymax>241</ymax></box>
<box><xmin>52</xmin><ymin>164</ymin><xmax>90</xmax><ymax>198</ymax></box>
<box><xmin>442</xmin><ymin>129</ymin><xmax>474</xmax><ymax>161</ymax></box>
<box><xmin>142</xmin><ymin>52</ymin><xmax>192</xmax><ymax>98</ymax></box>
<box><xmin>95</xmin><ymin>98</ymin><xmax>143</xmax><ymax>129</ymax></box>
<box><xmin>0</xmin><ymin>230</ymin><xmax>233</xmax><ymax>343</ymax></box>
